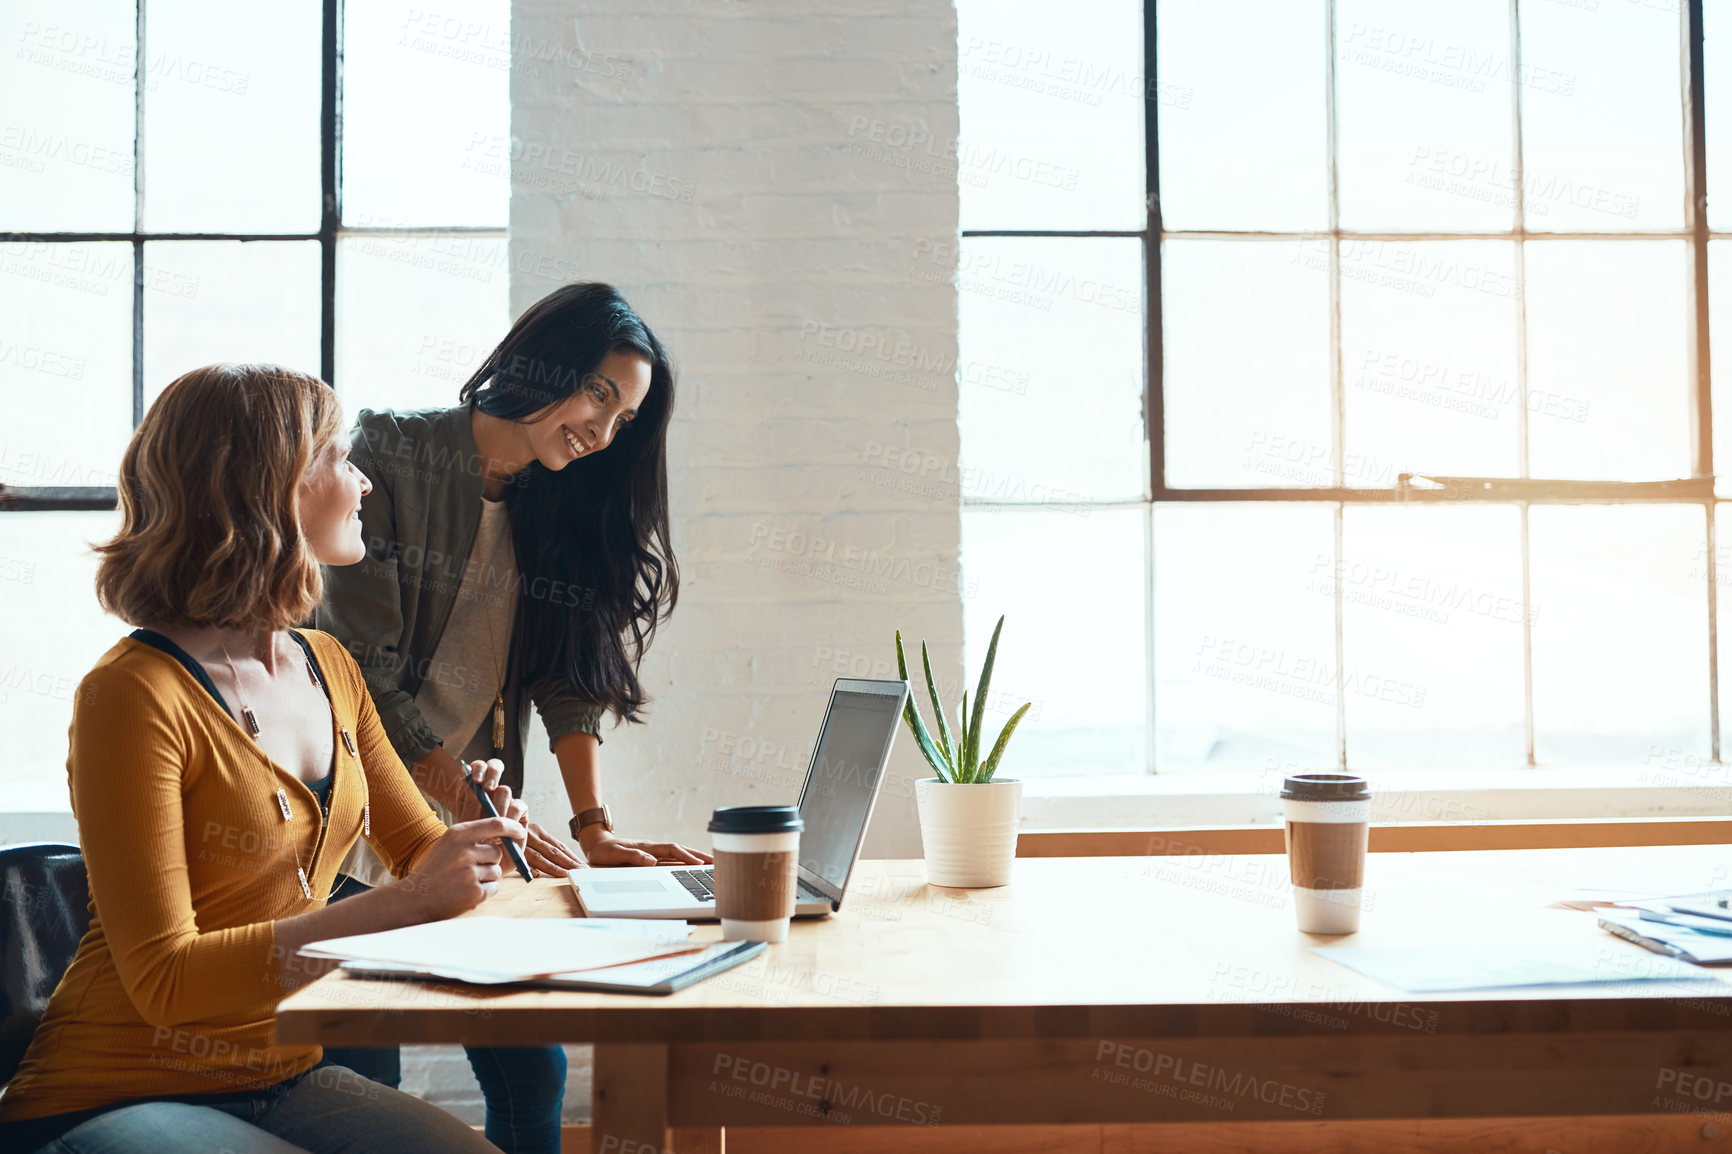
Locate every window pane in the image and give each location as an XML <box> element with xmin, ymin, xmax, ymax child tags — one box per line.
<box><xmin>143</xmin><ymin>241</ymin><xmax>321</xmax><ymax>407</ymax></box>
<box><xmin>1154</xmin><ymin>503</ymin><xmax>1335</xmax><ymax>770</ymax></box>
<box><xmin>1341</xmin><ymin>241</ymin><xmax>1521</xmax><ymax>481</ymax></box>
<box><xmin>141</xmin><ymin>0</ymin><xmax>320</xmax><ymax>232</ymax></box>
<box><xmin>1163</xmin><ymin>239</ymin><xmax>1333</xmax><ymax>488</ymax></box>
<box><xmin>1524</xmin><ymin>240</ymin><xmax>1690</xmax><ymax>480</ymax></box>
<box><xmin>1519</xmin><ymin>1</ymin><xmax>1681</xmax><ymax>231</ymax></box>
<box><xmin>0</xmin><ymin>510</ymin><xmax>125</xmax><ymax>809</ymax></box>
<box><xmin>1713</xmin><ymin>241</ymin><xmax>1732</xmax><ymax>495</ymax></box>
<box><xmin>1706</xmin><ymin>0</ymin><xmax>1732</xmax><ymax>230</ymax></box>
<box><xmin>958</xmin><ymin>238</ymin><xmax>1144</xmax><ymax>503</ymax></box>
<box><xmin>336</xmin><ymin>234</ymin><xmax>509</xmax><ymax>412</ymax></box>
<box><xmin>1716</xmin><ymin>506</ymin><xmax>1732</xmax><ymax>758</ymax></box>
<box><xmin>342</xmin><ymin>0</ymin><xmax>509</xmax><ymax>228</ymax></box>
<box><xmin>1530</xmin><ymin>505</ymin><xmax>1709</xmax><ymax>763</ymax></box>
<box><xmin>0</xmin><ymin>0</ymin><xmax>135</xmax><ymax>231</ymax></box>
<box><xmin>1340</xmin><ymin>506</ymin><xmax>1525</xmax><ymax>767</ymax></box>
<box><xmin>956</xmin><ymin>0</ymin><xmax>1144</xmax><ymax>230</ymax></box>
<box><xmin>1335</xmin><ymin>0</ymin><xmax>1514</xmax><ymax>232</ymax></box>
<box><xmin>963</xmin><ymin>507</ymin><xmax>1146</xmax><ymax>777</ymax></box>
<box><xmin>0</xmin><ymin>243</ymin><xmax>133</xmax><ymax>488</ymax></box>
<box><xmin>1155</xmin><ymin>0</ymin><xmax>1327</xmax><ymax>231</ymax></box>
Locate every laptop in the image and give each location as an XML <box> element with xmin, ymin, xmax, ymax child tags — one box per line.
<box><xmin>568</xmin><ymin>677</ymin><xmax>910</xmax><ymax>920</ymax></box>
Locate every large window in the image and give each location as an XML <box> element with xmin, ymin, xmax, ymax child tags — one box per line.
<box><xmin>0</xmin><ymin>0</ymin><xmax>510</xmax><ymax>805</ymax></box>
<box><xmin>958</xmin><ymin>0</ymin><xmax>1726</xmax><ymax>780</ymax></box>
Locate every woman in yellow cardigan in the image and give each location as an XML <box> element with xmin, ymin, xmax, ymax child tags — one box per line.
<box><xmin>0</xmin><ymin>364</ymin><xmax>524</xmax><ymax>1153</ymax></box>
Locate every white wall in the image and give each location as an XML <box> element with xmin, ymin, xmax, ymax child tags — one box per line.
<box><xmin>511</xmin><ymin>0</ymin><xmax>964</xmax><ymax>864</ymax></box>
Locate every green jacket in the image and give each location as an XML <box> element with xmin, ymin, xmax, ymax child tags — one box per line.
<box><xmin>310</xmin><ymin>404</ymin><xmax>603</xmax><ymax>797</ymax></box>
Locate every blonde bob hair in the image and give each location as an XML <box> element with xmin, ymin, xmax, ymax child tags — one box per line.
<box><xmin>95</xmin><ymin>363</ymin><xmax>343</xmax><ymax>631</ymax></box>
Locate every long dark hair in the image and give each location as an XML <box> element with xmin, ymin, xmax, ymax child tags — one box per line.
<box><xmin>458</xmin><ymin>283</ymin><xmax>678</xmax><ymax>725</ymax></box>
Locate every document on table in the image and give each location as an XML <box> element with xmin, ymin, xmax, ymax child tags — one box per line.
<box><xmin>1313</xmin><ymin>940</ymin><xmax>1711</xmax><ymax>992</ymax></box>
<box><xmin>300</xmin><ymin>917</ymin><xmax>703</xmax><ymax>984</ymax></box>
<box><xmin>1555</xmin><ymin>870</ymin><xmax>1732</xmax><ymax>910</ymax></box>
<box><xmin>1599</xmin><ymin>912</ymin><xmax>1732</xmax><ymax>965</ymax></box>
<box><xmin>563</xmin><ymin>918</ymin><xmax>693</xmax><ymax>942</ymax></box>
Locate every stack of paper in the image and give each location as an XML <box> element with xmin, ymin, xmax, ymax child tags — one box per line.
<box><xmin>1314</xmin><ymin>940</ymin><xmax>1708</xmax><ymax>992</ymax></box>
<box><xmin>1555</xmin><ymin>871</ymin><xmax>1732</xmax><ymax>911</ymax></box>
<box><xmin>300</xmin><ymin>917</ymin><xmax>702</xmax><ymax>985</ymax></box>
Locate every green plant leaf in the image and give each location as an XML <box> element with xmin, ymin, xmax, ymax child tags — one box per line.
<box><xmin>978</xmin><ymin>702</ymin><xmax>1031</xmax><ymax>783</ymax></box>
<box><xmin>897</xmin><ymin>629</ymin><xmax>953</xmax><ymax>782</ymax></box>
<box><xmin>921</xmin><ymin>641</ymin><xmax>954</xmax><ymax>765</ymax></box>
<box><xmin>964</xmin><ymin>615</ymin><xmax>1005</xmax><ymax>781</ymax></box>
<box><xmin>957</xmin><ymin>690</ymin><xmax>971</xmax><ymax>783</ymax></box>
<box><xmin>910</xmin><ymin>712</ymin><xmax>954</xmax><ymax>783</ymax></box>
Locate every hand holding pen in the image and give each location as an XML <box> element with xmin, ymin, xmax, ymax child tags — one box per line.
<box><xmin>463</xmin><ymin>760</ymin><xmax>534</xmax><ymax>883</ymax></box>
<box><xmin>457</xmin><ymin>757</ymin><xmax>586</xmax><ymax>879</ymax></box>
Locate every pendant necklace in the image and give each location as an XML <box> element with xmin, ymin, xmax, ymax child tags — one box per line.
<box><xmin>222</xmin><ymin>637</ymin><xmax>343</xmax><ymax>901</ymax></box>
<box><xmin>481</xmin><ymin>589</ymin><xmax>507</xmax><ymax>753</ymax></box>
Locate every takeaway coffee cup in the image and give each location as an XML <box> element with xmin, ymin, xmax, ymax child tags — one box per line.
<box><xmin>1280</xmin><ymin>773</ymin><xmax>1372</xmax><ymax>935</ymax></box>
<box><xmin>708</xmin><ymin>805</ymin><xmax>804</xmax><ymax>943</ymax></box>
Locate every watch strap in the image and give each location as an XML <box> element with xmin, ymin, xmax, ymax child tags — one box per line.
<box><xmin>570</xmin><ymin>805</ymin><xmax>612</xmax><ymax>839</ymax></box>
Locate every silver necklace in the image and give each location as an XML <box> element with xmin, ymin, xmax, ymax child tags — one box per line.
<box><xmin>220</xmin><ymin>636</ymin><xmax>322</xmax><ymax>737</ymax></box>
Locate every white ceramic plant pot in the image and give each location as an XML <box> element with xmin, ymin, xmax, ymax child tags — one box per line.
<box><xmin>916</xmin><ymin>777</ymin><xmax>1022</xmax><ymax>888</ymax></box>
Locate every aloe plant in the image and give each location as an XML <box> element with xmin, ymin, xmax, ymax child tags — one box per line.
<box><xmin>894</xmin><ymin>615</ymin><xmax>1032</xmax><ymax>784</ymax></box>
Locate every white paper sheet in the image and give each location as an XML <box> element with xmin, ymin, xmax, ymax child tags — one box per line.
<box><xmin>566</xmin><ymin>918</ymin><xmax>692</xmax><ymax>942</ymax></box>
<box><xmin>300</xmin><ymin>917</ymin><xmax>702</xmax><ymax>982</ymax></box>
<box><xmin>1314</xmin><ymin>940</ymin><xmax>1709</xmax><ymax>992</ymax></box>
<box><xmin>1556</xmin><ymin>870</ymin><xmax>1732</xmax><ymax>910</ymax></box>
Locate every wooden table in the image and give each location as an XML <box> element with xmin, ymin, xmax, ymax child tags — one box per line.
<box><xmin>277</xmin><ymin>847</ymin><xmax>1732</xmax><ymax>1152</ymax></box>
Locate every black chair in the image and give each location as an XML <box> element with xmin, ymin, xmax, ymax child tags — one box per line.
<box><xmin>0</xmin><ymin>843</ymin><xmax>88</xmax><ymax>1087</ymax></box>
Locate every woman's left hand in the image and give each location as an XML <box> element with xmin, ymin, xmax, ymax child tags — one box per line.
<box><xmin>582</xmin><ymin>832</ymin><xmax>713</xmax><ymax>867</ymax></box>
<box><xmin>523</xmin><ymin>821</ymin><xmax>586</xmax><ymax>878</ymax></box>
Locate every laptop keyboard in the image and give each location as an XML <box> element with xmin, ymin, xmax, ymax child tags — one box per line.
<box><xmin>672</xmin><ymin>869</ymin><xmax>716</xmax><ymax>902</ymax></box>
<box><xmin>671</xmin><ymin>868</ymin><xmax>826</xmax><ymax>906</ymax></box>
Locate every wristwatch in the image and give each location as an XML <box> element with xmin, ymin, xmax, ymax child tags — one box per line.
<box><xmin>569</xmin><ymin>805</ymin><xmax>613</xmax><ymax>841</ymax></box>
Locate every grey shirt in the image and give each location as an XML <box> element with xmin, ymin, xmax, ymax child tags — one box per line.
<box><xmin>414</xmin><ymin>495</ymin><xmax>519</xmax><ymax>762</ymax></box>
<box><xmin>310</xmin><ymin>404</ymin><xmax>604</xmax><ymax>802</ymax></box>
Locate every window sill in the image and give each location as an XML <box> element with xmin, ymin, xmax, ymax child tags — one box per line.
<box><xmin>1016</xmin><ymin>765</ymin><xmax>1732</xmax><ymax>830</ymax></box>
<box><xmin>5</xmin><ymin>766</ymin><xmax>1726</xmax><ymax>846</ymax></box>
<box><xmin>0</xmin><ymin>809</ymin><xmax>78</xmax><ymax>846</ymax></box>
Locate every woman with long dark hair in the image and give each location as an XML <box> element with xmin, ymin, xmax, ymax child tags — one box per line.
<box><xmin>312</xmin><ymin>282</ymin><xmax>707</xmax><ymax>1153</ymax></box>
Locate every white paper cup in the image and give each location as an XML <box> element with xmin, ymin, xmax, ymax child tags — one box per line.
<box><xmin>1280</xmin><ymin>777</ymin><xmax>1371</xmax><ymax>936</ymax></box>
<box><xmin>719</xmin><ymin>917</ymin><xmax>793</xmax><ymax>943</ymax></box>
<box><xmin>710</xmin><ymin>822</ymin><xmax>802</xmax><ymax>943</ymax></box>
<box><xmin>1292</xmin><ymin>884</ymin><xmax>1367</xmax><ymax>935</ymax></box>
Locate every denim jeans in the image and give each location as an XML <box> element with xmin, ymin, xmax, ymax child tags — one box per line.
<box><xmin>16</xmin><ymin>1064</ymin><xmax>496</xmax><ymax>1154</ymax></box>
<box><xmin>322</xmin><ymin>874</ymin><xmax>567</xmax><ymax>1154</ymax></box>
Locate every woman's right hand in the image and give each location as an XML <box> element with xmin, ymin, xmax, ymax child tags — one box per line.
<box><xmin>391</xmin><ymin>817</ymin><xmax>526</xmax><ymax>921</ymax></box>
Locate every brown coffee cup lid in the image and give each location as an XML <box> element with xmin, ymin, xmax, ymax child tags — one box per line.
<box><xmin>1280</xmin><ymin>773</ymin><xmax>1371</xmax><ymax>801</ymax></box>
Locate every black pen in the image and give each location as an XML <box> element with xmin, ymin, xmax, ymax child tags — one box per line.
<box><xmin>464</xmin><ymin>766</ymin><xmax>534</xmax><ymax>883</ymax></box>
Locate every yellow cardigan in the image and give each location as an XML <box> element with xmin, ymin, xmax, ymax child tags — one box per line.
<box><xmin>0</xmin><ymin>628</ymin><xmax>448</xmax><ymax>1122</ymax></box>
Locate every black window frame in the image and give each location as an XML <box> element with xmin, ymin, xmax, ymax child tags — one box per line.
<box><xmin>959</xmin><ymin>0</ymin><xmax>1719</xmax><ymax>770</ymax></box>
<box><xmin>0</xmin><ymin>0</ymin><xmax>507</xmax><ymax>514</ymax></box>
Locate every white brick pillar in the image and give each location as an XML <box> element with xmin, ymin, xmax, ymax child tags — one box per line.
<box><xmin>509</xmin><ymin>0</ymin><xmax>964</xmax><ymax>862</ymax></box>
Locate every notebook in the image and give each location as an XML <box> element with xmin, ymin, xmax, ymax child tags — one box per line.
<box><xmin>1599</xmin><ymin>911</ymin><xmax>1732</xmax><ymax>966</ymax></box>
<box><xmin>339</xmin><ymin>939</ymin><xmax>768</xmax><ymax>996</ymax></box>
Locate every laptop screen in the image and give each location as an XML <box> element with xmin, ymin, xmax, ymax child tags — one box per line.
<box><xmin>797</xmin><ymin>686</ymin><xmax>902</xmax><ymax>891</ymax></box>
